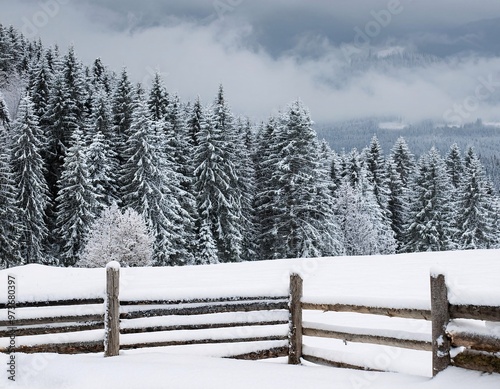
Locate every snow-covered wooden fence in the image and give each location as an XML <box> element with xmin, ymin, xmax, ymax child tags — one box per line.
<box><xmin>292</xmin><ymin>272</ymin><xmax>500</xmax><ymax>375</ymax></box>
<box><xmin>0</xmin><ymin>263</ymin><xmax>290</xmax><ymax>360</ymax></box>
<box><xmin>1</xmin><ymin>264</ymin><xmax>499</xmax><ymax>375</ymax></box>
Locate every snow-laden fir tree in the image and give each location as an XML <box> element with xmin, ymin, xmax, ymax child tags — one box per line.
<box><xmin>235</xmin><ymin>117</ymin><xmax>258</xmax><ymax>261</ymax></box>
<box><xmin>445</xmin><ymin>143</ymin><xmax>464</xmax><ymax>189</ymax></box>
<box><xmin>363</xmin><ymin>135</ymin><xmax>391</xmax><ymax>218</ymax></box>
<box><xmin>147</xmin><ymin>72</ymin><xmax>169</xmax><ymax>122</ymax></box>
<box><xmin>193</xmin><ymin>86</ymin><xmax>245</xmax><ymax>263</ymax></box>
<box><xmin>84</xmin><ymin>88</ymin><xmax>119</xmax><ymax>205</ymax></box>
<box><xmin>111</xmin><ymin>68</ymin><xmax>135</xmax><ymax>170</ymax></box>
<box><xmin>78</xmin><ymin>203</ymin><xmax>154</xmax><ymax>268</ymax></box>
<box><xmin>329</xmin><ymin>150</ymin><xmax>343</xmax><ymax>195</ymax></box>
<box><xmin>193</xmin><ymin>104</ymin><xmax>242</xmax><ymax>264</ymax></box>
<box><xmin>404</xmin><ymin>147</ymin><xmax>457</xmax><ymax>253</ymax></box>
<box><xmin>389</xmin><ymin>137</ymin><xmax>415</xmax><ymax>187</ymax></box>
<box><xmin>43</xmin><ymin>66</ymin><xmax>81</xmax><ymax>206</ymax></box>
<box><xmin>186</xmin><ymin>96</ymin><xmax>202</xmax><ymax>148</ymax></box>
<box><xmin>265</xmin><ymin>100</ymin><xmax>343</xmax><ymax>259</ymax></box>
<box><xmin>55</xmin><ymin>128</ymin><xmax>99</xmax><ymax>265</ymax></box>
<box><xmin>254</xmin><ymin>117</ymin><xmax>282</xmax><ymax>260</ymax></box>
<box><xmin>10</xmin><ymin>94</ymin><xmax>51</xmax><ymax>264</ymax></box>
<box><xmin>456</xmin><ymin>150</ymin><xmax>499</xmax><ymax>249</ymax></box>
<box><xmin>388</xmin><ymin>137</ymin><xmax>415</xmax><ymax>250</ymax></box>
<box><xmin>386</xmin><ymin>160</ymin><xmax>407</xmax><ymax>252</ymax></box>
<box><xmin>342</xmin><ymin>148</ymin><xmax>363</xmax><ymax>187</ymax></box>
<box><xmin>0</xmin><ymin>103</ymin><xmax>21</xmax><ymax>268</ymax></box>
<box><xmin>89</xmin><ymin>58</ymin><xmax>111</xmax><ymax>96</ymax></box>
<box><xmin>28</xmin><ymin>54</ymin><xmax>52</xmax><ymax>126</ymax></box>
<box><xmin>121</xmin><ymin>90</ymin><xmax>191</xmax><ymax>266</ymax></box>
<box><xmin>86</xmin><ymin>129</ymin><xmax>116</xmax><ymax>209</ymax></box>
<box><xmin>163</xmin><ymin>93</ymin><xmax>197</xmax><ymax>260</ymax></box>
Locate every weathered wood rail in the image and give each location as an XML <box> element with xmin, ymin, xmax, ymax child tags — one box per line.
<box><xmin>293</xmin><ymin>273</ymin><xmax>500</xmax><ymax>375</ymax></box>
<box><xmin>0</xmin><ymin>263</ymin><xmax>290</xmax><ymax>361</ymax></box>
<box><xmin>1</xmin><ymin>263</ymin><xmax>499</xmax><ymax>376</ymax></box>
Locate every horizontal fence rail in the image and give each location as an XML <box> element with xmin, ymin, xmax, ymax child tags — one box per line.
<box><xmin>1</xmin><ymin>263</ymin><xmax>499</xmax><ymax>376</ymax></box>
<box><xmin>301</xmin><ymin>302</ymin><xmax>432</xmax><ymax>321</ymax></box>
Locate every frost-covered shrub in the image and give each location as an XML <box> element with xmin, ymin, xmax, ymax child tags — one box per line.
<box><xmin>78</xmin><ymin>203</ymin><xmax>154</xmax><ymax>268</ymax></box>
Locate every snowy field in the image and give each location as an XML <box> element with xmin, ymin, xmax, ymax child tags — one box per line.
<box><xmin>1</xmin><ymin>249</ymin><xmax>500</xmax><ymax>388</ymax></box>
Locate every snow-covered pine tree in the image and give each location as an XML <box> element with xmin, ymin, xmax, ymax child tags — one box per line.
<box><xmin>111</xmin><ymin>68</ymin><xmax>135</xmax><ymax>171</ymax></box>
<box><xmin>193</xmin><ymin>93</ymin><xmax>245</xmax><ymax>263</ymax></box>
<box><xmin>329</xmin><ymin>150</ymin><xmax>343</xmax><ymax>196</ymax></box>
<box><xmin>147</xmin><ymin>72</ymin><xmax>169</xmax><ymax>122</ymax></box>
<box><xmin>254</xmin><ymin>116</ymin><xmax>282</xmax><ymax>260</ymax></box>
<box><xmin>456</xmin><ymin>151</ymin><xmax>498</xmax><ymax>249</ymax></box>
<box><xmin>10</xmin><ymin>94</ymin><xmax>51</xmax><ymax>264</ymax></box>
<box><xmin>404</xmin><ymin>147</ymin><xmax>457</xmax><ymax>253</ymax></box>
<box><xmin>445</xmin><ymin>143</ymin><xmax>464</xmax><ymax>189</ymax></box>
<box><xmin>86</xmin><ymin>129</ymin><xmax>116</xmax><ymax>209</ymax></box>
<box><xmin>193</xmin><ymin>85</ymin><xmax>245</xmax><ymax>263</ymax></box>
<box><xmin>28</xmin><ymin>54</ymin><xmax>52</xmax><ymax>125</ymax></box>
<box><xmin>61</xmin><ymin>46</ymin><xmax>86</xmax><ymax>122</ymax></box>
<box><xmin>389</xmin><ymin>137</ymin><xmax>415</xmax><ymax>187</ymax></box>
<box><xmin>43</xmin><ymin>64</ymin><xmax>82</xmax><ymax>210</ymax></box>
<box><xmin>163</xmin><ymin>94</ymin><xmax>196</xmax><ymax>252</ymax></box>
<box><xmin>186</xmin><ymin>96</ymin><xmax>202</xmax><ymax>148</ymax></box>
<box><xmin>342</xmin><ymin>148</ymin><xmax>363</xmax><ymax>187</ymax></box>
<box><xmin>363</xmin><ymin>135</ymin><xmax>391</xmax><ymax>217</ymax></box>
<box><xmin>235</xmin><ymin>117</ymin><xmax>258</xmax><ymax>261</ymax></box>
<box><xmin>269</xmin><ymin>100</ymin><xmax>343</xmax><ymax>258</ymax></box>
<box><xmin>55</xmin><ymin>128</ymin><xmax>99</xmax><ymax>266</ymax></box>
<box><xmin>386</xmin><ymin>160</ymin><xmax>407</xmax><ymax>252</ymax></box>
<box><xmin>0</xmin><ymin>105</ymin><xmax>21</xmax><ymax>268</ymax></box>
<box><xmin>78</xmin><ymin>203</ymin><xmax>154</xmax><ymax>268</ymax></box>
<box><xmin>90</xmin><ymin>58</ymin><xmax>112</xmax><ymax>96</ymax></box>
<box><xmin>388</xmin><ymin>137</ymin><xmax>415</xmax><ymax>249</ymax></box>
<box><xmin>121</xmin><ymin>90</ymin><xmax>191</xmax><ymax>266</ymax></box>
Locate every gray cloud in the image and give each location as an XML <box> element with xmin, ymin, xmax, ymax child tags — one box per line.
<box><xmin>2</xmin><ymin>0</ymin><xmax>500</xmax><ymax>124</ymax></box>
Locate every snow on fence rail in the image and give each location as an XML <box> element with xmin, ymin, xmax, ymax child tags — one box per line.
<box><xmin>295</xmin><ymin>273</ymin><xmax>500</xmax><ymax>375</ymax></box>
<box><xmin>0</xmin><ymin>264</ymin><xmax>499</xmax><ymax>375</ymax></box>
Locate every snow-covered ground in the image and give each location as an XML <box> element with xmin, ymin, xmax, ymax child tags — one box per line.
<box><xmin>1</xmin><ymin>249</ymin><xmax>500</xmax><ymax>388</ymax></box>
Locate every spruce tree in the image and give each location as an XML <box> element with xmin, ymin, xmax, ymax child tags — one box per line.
<box><xmin>0</xmin><ymin>107</ymin><xmax>21</xmax><ymax>268</ymax></box>
<box><xmin>121</xmin><ymin>92</ymin><xmax>191</xmax><ymax>266</ymax></box>
<box><xmin>147</xmin><ymin>72</ymin><xmax>169</xmax><ymax>122</ymax></box>
<box><xmin>457</xmin><ymin>152</ymin><xmax>498</xmax><ymax>249</ymax></box>
<box><xmin>55</xmin><ymin>128</ymin><xmax>98</xmax><ymax>265</ymax></box>
<box><xmin>254</xmin><ymin>116</ymin><xmax>282</xmax><ymax>260</ymax></box>
<box><xmin>388</xmin><ymin>137</ymin><xmax>415</xmax><ymax>249</ymax></box>
<box><xmin>389</xmin><ymin>137</ymin><xmax>415</xmax><ymax>187</ymax></box>
<box><xmin>193</xmin><ymin>104</ymin><xmax>242</xmax><ymax>263</ymax></box>
<box><xmin>10</xmin><ymin>95</ymin><xmax>50</xmax><ymax>264</ymax></box>
<box><xmin>111</xmin><ymin>68</ymin><xmax>135</xmax><ymax>170</ymax></box>
<box><xmin>267</xmin><ymin>100</ymin><xmax>343</xmax><ymax>258</ymax></box>
<box><xmin>235</xmin><ymin>117</ymin><xmax>258</xmax><ymax>261</ymax></box>
<box><xmin>445</xmin><ymin>143</ymin><xmax>464</xmax><ymax>189</ymax></box>
<box><xmin>193</xmin><ymin>85</ymin><xmax>245</xmax><ymax>263</ymax></box>
<box><xmin>28</xmin><ymin>54</ymin><xmax>52</xmax><ymax>125</ymax></box>
<box><xmin>364</xmin><ymin>135</ymin><xmax>391</xmax><ymax>216</ymax></box>
<box><xmin>404</xmin><ymin>147</ymin><xmax>457</xmax><ymax>252</ymax></box>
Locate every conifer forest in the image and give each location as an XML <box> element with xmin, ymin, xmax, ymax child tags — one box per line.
<box><xmin>1</xmin><ymin>24</ymin><xmax>499</xmax><ymax>269</ymax></box>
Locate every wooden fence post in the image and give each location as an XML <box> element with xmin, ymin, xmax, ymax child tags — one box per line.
<box><xmin>430</xmin><ymin>272</ymin><xmax>451</xmax><ymax>376</ymax></box>
<box><xmin>105</xmin><ymin>261</ymin><xmax>120</xmax><ymax>357</ymax></box>
<box><xmin>288</xmin><ymin>273</ymin><xmax>303</xmax><ymax>365</ymax></box>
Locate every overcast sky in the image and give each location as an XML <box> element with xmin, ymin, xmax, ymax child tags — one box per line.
<box><xmin>2</xmin><ymin>0</ymin><xmax>500</xmax><ymax>124</ymax></box>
